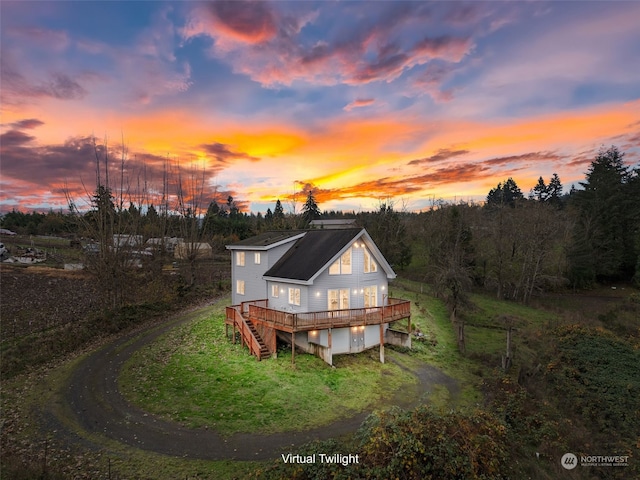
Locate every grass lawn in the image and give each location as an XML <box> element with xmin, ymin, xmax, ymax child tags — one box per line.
<box><xmin>9</xmin><ymin>279</ymin><xmax>625</xmax><ymax>480</ymax></box>
<box><xmin>119</xmin><ymin>297</ymin><xmax>418</xmax><ymax>436</ymax></box>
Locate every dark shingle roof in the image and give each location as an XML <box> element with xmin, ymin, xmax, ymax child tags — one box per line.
<box><xmin>227</xmin><ymin>230</ymin><xmax>304</xmax><ymax>248</ymax></box>
<box><xmin>264</xmin><ymin>228</ymin><xmax>362</xmax><ymax>281</ymax></box>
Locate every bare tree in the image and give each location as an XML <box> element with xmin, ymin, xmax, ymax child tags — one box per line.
<box><xmin>174</xmin><ymin>160</ymin><xmax>210</xmax><ymax>286</ymax></box>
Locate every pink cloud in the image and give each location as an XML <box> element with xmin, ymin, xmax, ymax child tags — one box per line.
<box><xmin>6</xmin><ymin>27</ymin><xmax>70</xmax><ymax>52</ymax></box>
<box><xmin>209</xmin><ymin>1</ymin><xmax>278</xmax><ymax>44</ymax></box>
<box><xmin>344</xmin><ymin>98</ymin><xmax>375</xmax><ymax>111</ymax></box>
<box><xmin>182</xmin><ymin>2</ymin><xmax>474</xmax><ymax>89</ymax></box>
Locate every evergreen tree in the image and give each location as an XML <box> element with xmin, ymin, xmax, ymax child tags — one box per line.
<box><xmin>568</xmin><ymin>146</ymin><xmax>636</xmax><ymax>285</ymax></box>
<box><xmin>530</xmin><ymin>174</ymin><xmax>563</xmax><ymax>206</ymax></box>
<box><xmin>273</xmin><ymin>199</ymin><xmax>285</xmax><ymax>227</ymax></box>
<box><xmin>302</xmin><ymin>189</ymin><xmax>321</xmax><ymax>225</ymax></box>
<box><xmin>486</xmin><ymin>178</ymin><xmax>523</xmax><ymax>208</ymax></box>
<box><xmin>547</xmin><ymin>173</ymin><xmax>563</xmax><ymax>204</ymax></box>
<box><xmin>531</xmin><ymin>176</ymin><xmax>548</xmax><ymax>201</ymax></box>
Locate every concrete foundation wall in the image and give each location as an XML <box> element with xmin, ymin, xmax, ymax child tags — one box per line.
<box><xmin>385</xmin><ymin>328</ymin><xmax>411</xmax><ymax>348</ymax></box>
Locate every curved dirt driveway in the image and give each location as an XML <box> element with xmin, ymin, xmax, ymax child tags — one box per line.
<box><xmin>47</xmin><ymin>301</ymin><xmax>459</xmax><ymax>461</ymax></box>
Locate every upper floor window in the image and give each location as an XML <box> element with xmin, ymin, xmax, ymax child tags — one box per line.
<box><xmin>329</xmin><ymin>248</ymin><xmax>352</xmax><ymax>275</ymax></box>
<box><xmin>236</xmin><ymin>251</ymin><xmax>245</xmax><ymax>266</ymax></box>
<box><xmin>254</xmin><ymin>252</ymin><xmax>261</xmax><ymax>264</ymax></box>
<box><xmin>364</xmin><ymin>248</ymin><xmax>377</xmax><ymax>273</ymax></box>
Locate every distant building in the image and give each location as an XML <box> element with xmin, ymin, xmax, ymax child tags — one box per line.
<box><xmin>174</xmin><ymin>242</ymin><xmax>212</xmax><ymax>260</ymax></box>
<box><xmin>309</xmin><ymin>219</ymin><xmax>357</xmax><ymax>229</ymax></box>
<box><xmin>145</xmin><ymin>237</ymin><xmax>183</xmax><ymax>252</ymax></box>
<box><xmin>112</xmin><ymin>234</ymin><xmax>143</xmax><ymax>248</ymax></box>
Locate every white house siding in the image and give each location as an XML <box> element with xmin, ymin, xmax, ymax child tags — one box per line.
<box><xmin>231</xmin><ymin>249</ymin><xmax>272</xmax><ymax>305</ymax></box>
<box><xmin>331</xmin><ymin>328</ymin><xmax>351</xmax><ymax>354</ymax></box>
<box><xmin>306</xmin><ymin>245</ymin><xmax>389</xmax><ymax>312</ymax></box>
<box><xmin>364</xmin><ymin>324</ymin><xmax>387</xmax><ymax>349</ymax></box>
<box><xmin>266</xmin><ymin>281</ymin><xmax>309</xmax><ymax>313</ymax></box>
<box><xmin>267</xmin><ymin>243</ymin><xmax>295</xmax><ymax>268</ymax></box>
<box><xmin>231</xmin><ymin>241</ymin><xmax>303</xmax><ymax>305</ymax></box>
<box><xmin>307</xmin><ymin>329</ymin><xmax>328</xmax><ymax>347</ymax></box>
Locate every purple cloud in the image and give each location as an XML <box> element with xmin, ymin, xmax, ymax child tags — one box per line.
<box><xmin>408</xmin><ymin>148</ymin><xmax>470</xmax><ymax>165</ymax></box>
<box><xmin>11</xmin><ymin>119</ymin><xmax>45</xmax><ymax>130</ymax></box>
<box><xmin>200</xmin><ymin>142</ymin><xmax>260</xmax><ymax>164</ymax></box>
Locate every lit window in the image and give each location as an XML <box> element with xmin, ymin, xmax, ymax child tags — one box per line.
<box><xmin>254</xmin><ymin>252</ymin><xmax>261</xmax><ymax>264</ymax></box>
<box><xmin>329</xmin><ymin>260</ymin><xmax>340</xmax><ymax>275</ymax></box>
<box><xmin>364</xmin><ymin>249</ymin><xmax>377</xmax><ymax>273</ymax></box>
<box><xmin>364</xmin><ymin>286</ymin><xmax>377</xmax><ymax>307</ymax></box>
<box><xmin>236</xmin><ymin>280</ymin><xmax>245</xmax><ymax>295</ymax></box>
<box><xmin>328</xmin><ymin>289</ymin><xmax>350</xmax><ymax>310</ymax></box>
<box><xmin>329</xmin><ymin>248</ymin><xmax>352</xmax><ymax>275</ymax></box>
<box><xmin>288</xmin><ymin>287</ymin><xmax>300</xmax><ymax>306</ymax></box>
<box><xmin>236</xmin><ymin>251</ymin><xmax>245</xmax><ymax>266</ymax></box>
<box><xmin>271</xmin><ymin>284</ymin><xmax>279</xmax><ymax>298</ymax></box>
<box><xmin>341</xmin><ymin>248</ymin><xmax>351</xmax><ymax>274</ymax></box>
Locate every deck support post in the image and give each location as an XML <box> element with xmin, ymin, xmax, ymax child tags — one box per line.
<box><xmin>291</xmin><ymin>331</ymin><xmax>296</xmax><ymax>364</ymax></box>
<box><xmin>328</xmin><ymin>328</ymin><xmax>333</xmax><ymax>366</ymax></box>
<box><xmin>379</xmin><ymin>323</ymin><xmax>385</xmax><ymax>364</ymax></box>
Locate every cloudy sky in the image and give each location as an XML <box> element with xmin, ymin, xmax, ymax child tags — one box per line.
<box><xmin>1</xmin><ymin>1</ymin><xmax>639</xmax><ymax>214</ymax></box>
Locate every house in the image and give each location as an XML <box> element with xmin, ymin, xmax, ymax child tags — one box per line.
<box><xmin>225</xmin><ymin>228</ymin><xmax>411</xmax><ymax>365</ymax></box>
<box><xmin>309</xmin><ymin>219</ymin><xmax>357</xmax><ymax>229</ymax></box>
<box><xmin>113</xmin><ymin>234</ymin><xmax>144</xmax><ymax>249</ymax></box>
<box><xmin>145</xmin><ymin>237</ymin><xmax>183</xmax><ymax>253</ymax></box>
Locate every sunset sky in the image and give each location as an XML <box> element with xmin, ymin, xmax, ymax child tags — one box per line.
<box><xmin>1</xmin><ymin>1</ymin><xmax>639</xmax><ymax>214</ymax></box>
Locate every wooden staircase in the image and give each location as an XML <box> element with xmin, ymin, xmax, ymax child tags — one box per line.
<box><xmin>225</xmin><ymin>306</ymin><xmax>272</xmax><ymax>361</ymax></box>
<box><xmin>246</xmin><ymin>319</ymin><xmax>271</xmax><ymax>359</ymax></box>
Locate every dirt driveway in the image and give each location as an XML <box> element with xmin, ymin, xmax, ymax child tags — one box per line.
<box><xmin>43</xmin><ymin>301</ymin><xmax>459</xmax><ymax>461</ymax></box>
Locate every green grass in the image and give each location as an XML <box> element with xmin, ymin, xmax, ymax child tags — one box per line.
<box><xmin>12</xmin><ymin>280</ymin><xmax>605</xmax><ymax>480</ymax></box>
<box><xmin>389</xmin><ymin>279</ymin><xmax>483</xmax><ymax>406</ymax></box>
<box><xmin>119</xmin><ymin>298</ymin><xmax>417</xmax><ymax>436</ymax></box>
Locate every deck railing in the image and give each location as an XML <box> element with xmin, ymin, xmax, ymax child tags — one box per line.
<box><xmin>245</xmin><ymin>297</ymin><xmax>410</xmax><ymax>332</ymax></box>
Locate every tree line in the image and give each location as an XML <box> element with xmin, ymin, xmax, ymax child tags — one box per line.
<box><xmin>2</xmin><ymin>145</ymin><xmax>638</xmax><ymax>300</ymax></box>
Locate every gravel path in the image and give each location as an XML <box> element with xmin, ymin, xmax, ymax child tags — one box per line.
<box><xmin>46</xmin><ymin>301</ymin><xmax>460</xmax><ymax>461</ymax></box>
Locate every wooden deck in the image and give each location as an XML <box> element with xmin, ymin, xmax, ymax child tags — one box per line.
<box><xmin>226</xmin><ymin>298</ymin><xmax>411</xmax><ymax>333</ymax></box>
<box><xmin>225</xmin><ymin>298</ymin><xmax>411</xmax><ymax>362</ymax></box>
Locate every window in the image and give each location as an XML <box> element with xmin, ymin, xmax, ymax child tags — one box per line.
<box><xmin>329</xmin><ymin>260</ymin><xmax>340</xmax><ymax>275</ymax></box>
<box><xmin>254</xmin><ymin>252</ymin><xmax>261</xmax><ymax>264</ymax></box>
<box><xmin>329</xmin><ymin>248</ymin><xmax>352</xmax><ymax>275</ymax></box>
<box><xmin>236</xmin><ymin>280</ymin><xmax>245</xmax><ymax>295</ymax></box>
<box><xmin>364</xmin><ymin>286</ymin><xmax>377</xmax><ymax>308</ymax></box>
<box><xmin>341</xmin><ymin>248</ymin><xmax>352</xmax><ymax>274</ymax></box>
<box><xmin>288</xmin><ymin>287</ymin><xmax>300</xmax><ymax>306</ymax></box>
<box><xmin>364</xmin><ymin>248</ymin><xmax>377</xmax><ymax>273</ymax></box>
<box><xmin>328</xmin><ymin>289</ymin><xmax>350</xmax><ymax>310</ymax></box>
<box><xmin>271</xmin><ymin>284</ymin><xmax>279</xmax><ymax>298</ymax></box>
<box><xmin>236</xmin><ymin>251</ymin><xmax>245</xmax><ymax>266</ymax></box>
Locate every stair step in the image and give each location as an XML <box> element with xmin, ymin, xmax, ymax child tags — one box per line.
<box><xmin>235</xmin><ymin>313</ymin><xmax>271</xmax><ymax>360</ymax></box>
